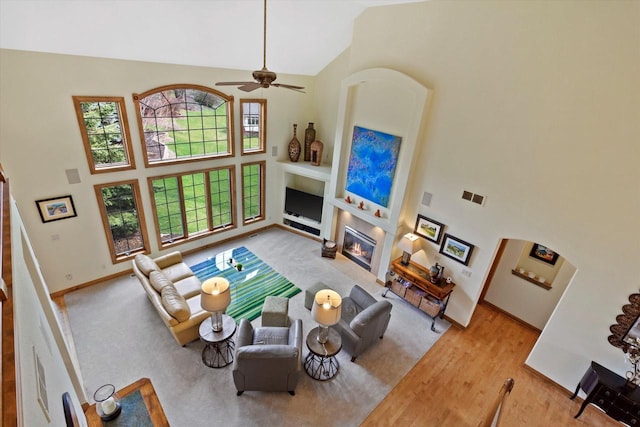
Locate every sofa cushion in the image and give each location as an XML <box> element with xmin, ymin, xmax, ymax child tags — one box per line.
<box><xmin>340</xmin><ymin>296</ymin><xmax>362</xmax><ymax>324</ymax></box>
<box><xmin>161</xmin><ymin>262</ymin><xmax>194</xmax><ymax>283</ymax></box>
<box><xmin>174</xmin><ymin>275</ymin><xmax>202</xmax><ymax>299</ymax></box>
<box><xmin>161</xmin><ymin>284</ymin><xmax>191</xmax><ymax>322</ymax></box>
<box><xmin>134</xmin><ymin>254</ymin><xmax>160</xmax><ymax>277</ymax></box>
<box><xmin>149</xmin><ymin>271</ymin><xmax>172</xmax><ymax>293</ymax></box>
<box><xmin>253</xmin><ymin>326</ymin><xmax>290</xmax><ymax>345</ymax></box>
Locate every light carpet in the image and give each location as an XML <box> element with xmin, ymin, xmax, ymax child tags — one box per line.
<box><xmin>64</xmin><ymin>228</ymin><xmax>449</xmax><ymax>427</ymax></box>
<box><xmin>191</xmin><ymin>246</ymin><xmax>301</xmax><ymax>322</ymax></box>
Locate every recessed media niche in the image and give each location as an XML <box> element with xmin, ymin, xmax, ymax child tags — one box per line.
<box><xmin>280</xmin><ymin>163</ymin><xmax>330</xmax><ymax>237</ymax></box>
<box><xmin>283</xmin><ymin>187</ymin><xmax>323</xmax><ymax>235</ymax></box>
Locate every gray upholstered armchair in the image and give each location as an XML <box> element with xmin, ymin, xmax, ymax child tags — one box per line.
<box><xmin>232</xmin><ymin>318</ymin><xmax>303</xmax><ymax>396</ymax></box>
<box><xmin>334</xmin><ymin>285</ymin><xmax>392</xmax><ymax>362</ymax></box>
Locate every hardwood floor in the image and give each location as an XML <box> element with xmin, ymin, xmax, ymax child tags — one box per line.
<box><xmin>362</xmin><ymin>303</ymin><xmax>617</xmax><ymax>427</ymax></box>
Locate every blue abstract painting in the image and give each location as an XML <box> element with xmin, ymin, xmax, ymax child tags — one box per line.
<box><xmin>345</xmin><ymin>126</ymin><xmax>402</xmax><ymax>208</ymax></box>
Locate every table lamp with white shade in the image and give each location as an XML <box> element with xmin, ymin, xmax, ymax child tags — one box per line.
<box><xmin>200</xmin><ymin>277</ymin><xmax>231</xmax><ymax>332</ymax></box>
<box><xmin>397</xmin><ymin>232</ymin><xmax>420</xmax><ymax>265</ymax></box>
<box><xmin>311</xmin><ymin>289</ymin><xmax>342</xmax><ymax>343</ymax></box>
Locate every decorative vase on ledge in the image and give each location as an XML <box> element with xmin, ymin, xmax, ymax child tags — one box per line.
<box><xmin>310</xmin><ymin>140</ymin><xmax>323</xmax><ymax>166</ymax></box>
<box><xmin>304</xmin><ymin>122</ymin><xmax>315</xmax><ymax>162</ymax></box>
<box><xmin>288</xmin><ymin>124</ymin><xmax>301</xmax><ymax>162</ymax></box>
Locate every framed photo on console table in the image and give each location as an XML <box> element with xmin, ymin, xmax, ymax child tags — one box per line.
<box><xmin>439</xmin><ymin>233</ymin><xmax>474</xmax><ymax>266</ymax></box>
<box><xmin>35</xmin><ymin>195</ymin><xmax>77</xmax><ymax>223</ymax></box>
<box><xmin>414</xmin><ymin>215</ymin><xmax>445</xmax><ymax>244</ymax></box>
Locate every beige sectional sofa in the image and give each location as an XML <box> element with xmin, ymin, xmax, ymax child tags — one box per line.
<box><xmin>132</xmin><ymin>251</ymin><xmax>210</xmax><ymax>346</ymax></box>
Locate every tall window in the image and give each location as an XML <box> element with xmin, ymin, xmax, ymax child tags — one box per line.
<box><xmin>94</xmin><ymin>180</ymin><xmax>149</xmax><ymax>263</ymax></box>
<box><xmin>242</xmin><ymin>161</ymin><xmax>265</xmax><ymax>224</ymax></box>
<box><xmin>73</xmin><ymin>96</ymin><xmax>135</xmax><ymax>173</ymax></box>
<box><xmin>133</xmin><ymin>84</ymin><xmax>234</xmax><ymax>166</ymax></box>
<box><xmin>149</xmin><ymin>167</ymin><xmax>235</xmax><ymax>246</ymax></box>
<box><xmin>240</xmin><ymin>99</ymin><xmax>266</xmax><ymax>155</ymax></box>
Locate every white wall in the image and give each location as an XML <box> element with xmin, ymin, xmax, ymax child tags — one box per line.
<box><xmin>336</xmin><ymin>0</ymin><xmax>640</xmax><ymax>391</ymax></box>
<box><xmin>11</xmin><ymin>199</ymin><xmax>87</xmax><ymax>426</ymax></box>
<box><xmin>0</xmin><ymin>49</ymin><xmax>314</xmax><ymax>293</ymax></box>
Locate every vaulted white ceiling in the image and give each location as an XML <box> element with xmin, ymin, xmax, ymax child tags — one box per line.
<box><xmin>0</xmin><ymin>0</ymin><xmax>424</xmax><ymax>76</ymax></box>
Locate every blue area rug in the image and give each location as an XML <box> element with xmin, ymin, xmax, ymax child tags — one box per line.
<box><xmin>102</xmin><ymin>390</ymin><xmax>151</xmax><ymax>426</ymax></box>
<box><xmin>190</xmin><ymin>246</ymin><xmax>301</xmax><ymax>322</ymax></box>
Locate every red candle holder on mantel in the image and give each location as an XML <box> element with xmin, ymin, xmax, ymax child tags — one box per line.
<box><xmin>358</xmin><ymin>201</ymin><xmax>365</xmax><ymax>210</ymax></box>
<box><xmin>374</xmin><ymin>209</ymin><xmax>381</xmax><ymax>218</ymax></box>
<box><xmin>345</xmin><ymin>196</ymin><xmax>352</xmax><ymax>204</ymax></box>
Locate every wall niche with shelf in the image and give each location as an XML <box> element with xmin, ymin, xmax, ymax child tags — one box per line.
<box><xmin>512</xmin><ymin>241</ymin><xmax>564</xmax><ymax>289</ymax></box>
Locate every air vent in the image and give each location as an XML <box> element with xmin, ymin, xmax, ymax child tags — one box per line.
<box><xmin>462</xmin><ymin>190</ymin><xmax>486</xmax><ymax>206</ymax></box>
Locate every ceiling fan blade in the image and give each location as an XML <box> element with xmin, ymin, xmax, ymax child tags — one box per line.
<box><xmin>215</xmin><ymin>81</ymin><xmax>256</xmax><ymax>86</ymax></box>
<box><xmin>272</xmin><ymin>83</ymin><xmax>306</xmax><ymax>93</ymax></box>
<box><xmin>238</xmin><ymin>83</ymin><xmax>263</xmax><ymax>92</ymax></box>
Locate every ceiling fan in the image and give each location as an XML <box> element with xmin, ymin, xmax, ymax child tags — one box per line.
<box><xmin>216</xmin><ymin>0</ymin><xmax>305</xmax><ymax>93</ymax></box>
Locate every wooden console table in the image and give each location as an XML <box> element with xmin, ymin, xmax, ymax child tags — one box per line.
<box><xmin>384</xmin><ymin>257</ymin><xmax>455</xmax><ymax>331</ymax></box>
<box><xmin>85</xmin><ymin>377</ymin><xmax>169</xmax><ymax>426</ymax></box>
<box><xmin>571</xmin><ymin>361</ymin><xmax>640</xmax><ymax>424</ymax></box>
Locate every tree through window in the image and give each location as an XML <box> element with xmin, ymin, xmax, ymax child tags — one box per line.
<box><xmin>94</xmin><ymin>180</ymin><xmax>149</xmax><ymax>263</ymax></box>
<box><xmin>73</xmin><ymin>96</ymin><xmax>135</xmax><ymax>173</ymax></box>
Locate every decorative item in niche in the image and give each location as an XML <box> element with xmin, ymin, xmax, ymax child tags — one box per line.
<box><xmin>414</xmin><ymin>214</ymin><xmax>445</xmax><ymax>244</ymax></box>
<box><xmin>439</xmin><ymin>233</ymin><xmax>474</xmax><ymax>266</ymax></box>
<box><xmin>345</xmin><ymin>126</ymin><xmax>402</xmax><ymax>208</ymax></box>
<box><xmin>529</xmin><ymin>243</ymin><xmax>559</xmax><ymax>265</ymax></box>
<box><xmin>35</xmin><ymin>195</ymin><xmax>77</xmax><ymax>223</ymax></box>
<box><xmin>287</xmin><ymin>124</ymin><xmax>301</xmax><ymax>162</ymax></box>
<box><xmin>304</xmin><ymin>122</ymin><xmax>315</xmax><ymax>162</ymax></box>
<box><xmin>310</xmin><ymin>140</ymin><xmax>323</xmax><ymax>166</ymax></box>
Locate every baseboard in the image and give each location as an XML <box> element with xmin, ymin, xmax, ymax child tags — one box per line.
<box><xmin>50</xmin><ymin>269</ymin><xmax>132</xmax><ymax>298</ymax></box>
<box><xmin>481</xmin><ymin>300</ymin><xmax>542</xmax><ymax>333</ymax></box>
<box><xmin>522</xmin><ymin>363</ymin><xmax>577</xmax><ymax>399</ymax></box>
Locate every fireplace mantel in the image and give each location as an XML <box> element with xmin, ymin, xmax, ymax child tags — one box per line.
<box><xmin>328</xmin><ymin>198</ymin><xmax>395</xmax><ymax>232</ymax></box>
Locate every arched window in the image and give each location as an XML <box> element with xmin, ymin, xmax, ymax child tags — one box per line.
<box><xmin>133</xmin><ymin>84</ymin><xmax>234</xmax><ymax>166</ymax></box>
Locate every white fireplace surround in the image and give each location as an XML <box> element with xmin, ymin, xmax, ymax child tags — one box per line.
<box><xmin>325</xmin><ymin>68</ymin><xmax>431</xmax><ymax>281</ymax></box>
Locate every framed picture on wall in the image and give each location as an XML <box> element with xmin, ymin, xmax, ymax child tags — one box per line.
<box><xmin>35</xmin><ymin>195</ymin><xmax>77</xmax><ymax>223</ymax></box>
<box><xmin>439</xmin><ymin>233</ymin><xmax>474</xmax><ymax>266</ymax></box>
<box><xmin>529</xmin><ymin>243</ymin><xmax>559</xmax><ymax>265</ymax></box>
<box><xmin>414</xmin><ymin>214</ymin><xmax>445</xmax><ymax>244</ymax></box>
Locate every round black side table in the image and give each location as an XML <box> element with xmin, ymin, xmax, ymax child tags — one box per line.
<box><xmin>198</xmin><ymin>314</ymin><xmax>236</xmax><ymax>368</ymax></box>
<box><xmin>304</xmin><ymin>327</ymin><xmax>342</xmax><ymax>380</ymax></box>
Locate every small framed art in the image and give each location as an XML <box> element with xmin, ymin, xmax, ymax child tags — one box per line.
<box><xmin>439</xmin><ymin>233</ymin><xmax>474</xmax><ymax>266</ymax></box>
<box><xmin>414</xmin><ymin>215</ymin><xmax>445</xmax><ymax>244</ymax></box>
<box><xmin>35</xmin><ymin>195</ymin><xmax>77</xmax><ymax>223</ymax></box>
<box><xmin>529</xmin><ymin>243</ymin><xmax>559</xmax><ymax>265</ymax></box>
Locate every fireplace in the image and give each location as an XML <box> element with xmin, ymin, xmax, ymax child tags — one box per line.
<box><xmin>342</xmin><ymin>226</ymin><xmax>376</xmax><ymax>271</ymax></box>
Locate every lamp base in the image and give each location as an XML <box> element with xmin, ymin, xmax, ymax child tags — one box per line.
<box><xmin>210</xmin><ymin>312</ymin><xmax>223</xmax><ymax>332</ymax></box>
<box><xmin>316</xmin><ymin>325</ymin><xmax>329</xmax><ymax>344</ymax></box>
<box><xmin>401</xmin><ymin>251</ymin><xmax>411</xmax><ymax>265</ymax></box>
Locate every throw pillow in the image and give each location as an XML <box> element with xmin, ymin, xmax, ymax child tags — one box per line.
<box><xmin>149</xmin><ymin>271</ymin><xmax>172</xmax><ymax>293</ymax></box>
<box><xmin>134</xmin><ymin>254</ymin><xmax>159</xmax><ymax>276</ymax></box>
<box><xmin>160</xmin><ymin>284</ymin><xmax>191</xmax><ymax>322</ymax></box>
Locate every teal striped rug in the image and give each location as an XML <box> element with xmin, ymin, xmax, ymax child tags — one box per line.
<box><xmin>190</xmin><ymin>246</ymin><xmax>301</xmax><ymax>322</ymax></box>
